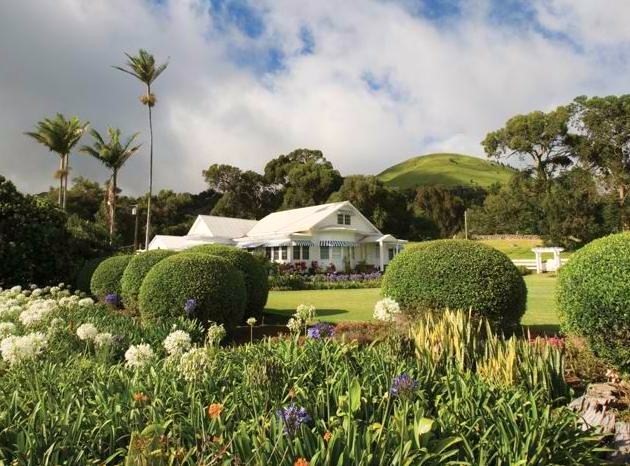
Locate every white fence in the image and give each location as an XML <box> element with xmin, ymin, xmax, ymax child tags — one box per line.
<box><xmin>513</xmin><ymin>258</ymin><xmax>569</xmax><ymax>273</ymax></box>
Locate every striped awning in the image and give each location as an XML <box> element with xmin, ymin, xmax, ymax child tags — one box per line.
<box><xmin>292</xmin><ymin>240</ymin><xmax>314</xmax><ymax>246</ymax></box>
<box><xmin>263</xmin><ymin>239</ymin><xmax>292</xmax><ymax>247</ymax></box>
<box><xmin>319</xmin><ymin>240</ymin><xmax>356</xmax><ymax>247</ymax></box>
<box><xmin>237</xmin><ymin>241</ymin><xmax>266</xmax><ymax>249</ymax></box>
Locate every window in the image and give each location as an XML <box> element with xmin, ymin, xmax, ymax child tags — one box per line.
<box><xmin>281</xmin><ymin>246</ymin><xmax>288</xmax><ymax>260</ymax></box>
<box><xmin>337</xmin><ymin>213</ymin><xmax>344</xmax><ymax>224</ymax></box>
<box><xmin>344</xmin><ymin>214</ymin><xmax>351</xmax><ymax>225</ymax></box>
<box><xmin>265</xmin><ymin>247</ymin><xmax>272</xmax><ymax>260</ymax></box>
<box><xmin>272</xmin><ymin>247</ymin><xmax>278</xmax><ymax>261</ymax></box>
<box><xmin>320</xmin><ymin>246</ymin><xmax>330</xmax><ymax>260</ymax></box>
<box><xmin>293</xmin><ymin>246</ymin><xmax>301</xmax><ymax>260</ymax></box>
<box><xmin>302</xmin><ymin>246</ymin><xmax>310</xmax><ymax>260</ymax></box>
<box><xmin>388</xmin><ymin>248</ymin><xmax>395</xmax><ymax>260</ymax></box>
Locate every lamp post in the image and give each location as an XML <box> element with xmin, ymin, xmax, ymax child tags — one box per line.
<box><xmin>132</xmin><ymin>204</ymin><xmax>140</xmax><ymax>251</ymax></box>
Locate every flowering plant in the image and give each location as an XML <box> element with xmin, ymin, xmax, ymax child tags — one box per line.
<box><xmin>373</xmin><ymin>297</ymin><xmax>401</xmax><ymax>322</ymax></box>
<box><xmin>124</xmin><ymin>343</ymin><xmax>155</xmax><ymax>369</ymax></box>
<box><xmin>307</xmin><ymin>323</ymin><xmax>335</xmax><ymax>339</ymax></box>
<box><xmin>76</xmin><ymin>323</ymin><xmax>98</xmax><ymax>341</ymax></box>
<box><xmin>277</xmin><ymin>403</ymin><xmax>311</xmax><ymax>437</ymax></box>
<box><xmin>163</xmin><ymin>330</ymin><xmax>192</xmax><ymax>356</ymax></box>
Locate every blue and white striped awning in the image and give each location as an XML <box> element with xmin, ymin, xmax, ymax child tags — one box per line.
<box><xmin>319</xmin><ymin>240</ymin><xmax>356</xmax><ymax>247</ymax></box>
<box><xmin>292</xmin><ymin>240</ymin><xmax>314</xmax><ymax>246</ymax></box>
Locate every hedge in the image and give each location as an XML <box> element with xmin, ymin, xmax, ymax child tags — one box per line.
<box><xmin>75</xmin><ymin>257</ymin><xmax>106</xmax><ymax>293</ymax></box>
<box><xmin>557</xmin><ymin>232</ymin><xmax>630</xmax><ymax>371</ymax></box>
<box><xmin>187</xmin><ymin>244</ymin><xmax>268</xmax><ymax>320</ymax></box>
<box><xmin>90</xmin><ymin>255</ymin><xmax>133</xmax><ymax>300</ymax></box>
<box><xmin>138</xmin><ymin>253</ymin><xmax>247</xmax><ymax>329</ymax></box>
<box><xmin>120</xmin><ymin>250</ymin><xmax>176</xmax><ymax>311</ymax></box>
<box><xmin>382</xmin><ymin>240</ymin><xmax>526</xmax><ymax>333</ymax></box>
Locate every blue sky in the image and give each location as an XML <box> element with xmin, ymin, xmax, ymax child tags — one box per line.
<box><xmin>1</xmin><ymin>0</ymin><xmax>629</xmax><ymax>194</ymax></box>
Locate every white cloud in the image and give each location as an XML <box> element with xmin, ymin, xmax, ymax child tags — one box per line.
<box><xmin>0</xmin><ymin>0</ymin><xmax>629</xmax><ymax>196</ymax></box>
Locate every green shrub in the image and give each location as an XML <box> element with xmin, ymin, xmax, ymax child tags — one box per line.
<box><xmin>138</xmin><ymin>253</ymin><xmax>246</xmax><ymax>328</ymax></box>
<box><xmin>557</xmin><ymin>232</ymin><xmax>630</xmax><ymax>371</ymax></box>
<box><xmin>90</xmin><ymin>255</ymin><xmax>133</xmax><ymax>300</ymax></box>
<box><xmin>187</xmin><ymin>244</ymin><xmax>268</xmax><ymax>320</ymax></box>
<box><xmin>120</xmin><ymin>250</ymin><xmax>175</xmax><ymax>311</ymax></box>
<box><xmin>382</xmin><ymin>240</ymin><xmax>526</xmax><ymax>332</ymax></box>
<box><xmin>75</xmin><ymin>257</ymin><xmax>106</xmax><ymax>293</ymax></box>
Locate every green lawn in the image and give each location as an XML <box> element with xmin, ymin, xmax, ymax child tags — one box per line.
<box><xmin>265</xmin><ymin>274</ymin><xmax>559</xmax><ymax>331</ymax></box>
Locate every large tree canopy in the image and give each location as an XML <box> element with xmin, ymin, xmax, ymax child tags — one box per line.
<box><xmin>482</xmin><ymin>107</ymin><xmax>575</xmax><ymax>181</ymax></box>
<box><xmin>573</xmin><ymin>94</ymin><xmax>630</xmax><ymax>228</ymax></box>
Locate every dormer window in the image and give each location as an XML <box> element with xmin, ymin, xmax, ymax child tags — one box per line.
<box><xmin>337</xmin><ymin>213</ymin><xmax>344</xmax><ymax>224</ymax></box>
<box><xmin>344</xmin><ymin>214</ymin><xmax>351</xmax><ymax>225</ymax></box>
<box><xmin>337</xmin><ymin>212</ymin><xmax>351</xmax><ymax>225</ymax></box>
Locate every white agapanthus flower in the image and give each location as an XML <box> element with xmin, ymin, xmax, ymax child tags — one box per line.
<box><xmin>0</xmin><ymin>303</ymin><xmax>22</xmax><ymax>319</ymax></box>
<box><xmin>0</xmin><ymin>332</ymin><xmax>47</xmax><ymax>366</ymax></box>
<box><xmin>0</xmin><ymin>322</ymin><xmax>17</xmax><ymax>339</ymax></box>
<box><xmin>178</xmin><ymin>347</ymin><xmax>212</xmax><ymax>382</ymax></box>
<box><xmin>76</xmin><ymin>323</ymin><xmax>98</xmax><ymax>341</ymax></box>
<box><xmin>125</xmin><ymin>343</ymin><xmax>155</xmax><ymax>368</ymax></box>
<box><xmin>94</xmin><ymin>332</ymin><xmax>114</xmax><ymax>348</ymax></box>
<box><xmin>19</xmin><ymin>299</ymin><xmax>57</xmax><ymax>327</ymax></box>
<box><xmin>206</xmin><ymin>323</ymin><xmax>226</xmax><ymax>346</ymax></box>
<box><xmin>10</xmin><ymin>286</ymin><xmax>22</xmax><ymax>294</ymax></box>
<box><xmin>58</xmin><ymin>295</ymin><xmax>80</xmax><ymax>307</ymax></box>
<box><xmin>78</xmin><ymin>297</ymin><xmax>95</xmax><ymax>307</ymax></box>
<box><xmin>163</xmin><ymin>330</ymin><xmax>192</xmax><ymax>356</ymax></box>
<box><xmin>287</xmin><ymin>317</ymin><xmax>302</xmax><ymax>334</ymax></box>
<box><xmin>295</xmin><ymin>304</ymin><xmax>316</xmax><ymax>322</ymax></box>
<box><xmin>246</xmin><ymin>317</ymin><xmax>257</xmax><ymax>326</ymax></box>
<box><xmin>373</xmin><ymin>297</ymin><xmax>401</xmax><ymax>322</ymax></box>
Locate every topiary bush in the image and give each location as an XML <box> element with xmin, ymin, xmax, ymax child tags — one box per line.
<box><xmin>382</xmin><ymin>240</ymin><xmax>526</xmax><ymax>333</ymax></box>
<box><xmin>75</xmin><ymin>257</ymin><xmax>106</xmax><ymax>293</ymax></box>
<box><xmin>557</xmin><ymin>232</ymin><xmax>630</xmax><ymax>371</ymax></box>
<box><xmin>90</xmin><ymin>255</ymin><xmax>133</xmax><ymax>300</ymax></box>
<box><xmin>120</xmin><ymin>250</ymin><xmax>176</xmax><ymax>311</ymax></box>
<box><xmin>138</xmin><ymin>253</ymin><xmax>246</xmax><ymax>329</ymax></box>
<box><xmin>186</xmin><ymin>244</ymin><xmax>269</xmax><ymax>320</ymax></box>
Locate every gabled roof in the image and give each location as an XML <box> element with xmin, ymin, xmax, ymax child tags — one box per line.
<box><xmin>189</xmin><ymin>215</ymin><xmax>258</xmax><ymax>239</ymax></box>
<box><xmin>148</xmin><ymin>235</ymin><xmax>224</xmax><ymax>251</ymax></box>
<box><xmin>244</xmin><ymin>201</ymin><xmax>380</xmax><ymax>237</ymax></box>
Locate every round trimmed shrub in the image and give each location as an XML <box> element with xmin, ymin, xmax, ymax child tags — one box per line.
<box><xmin>138</xmin><ymin>253</ymin><xmax>247</xmax><ymax>329</ymax></box>
<box><xmin>187</xmin><ymin>244</ymin><xmax>269</xmax><ymax>320</ymax></box>
<box><xmin>120</xmin><ymin>250</ymin><xmax>176</xmax><ymax>311</ymax></box>
<box><xmin>382</xmin><ymin>240</ymin><xmax>526</xmax><ymax>332</ymax></box>
<box><xmin>557</xmin><ymin>232</ymin><xmax>630</xmax><ymax>371</ymax></box>
<box><xmin>75</xmin><ymin>257</ymin><xmax>106</xmax><ymax>293</ymax></box>
<box><xmin>90</xmin><ymin>255</ymin><xmax>133</xmax><ymax>300</ymax></box>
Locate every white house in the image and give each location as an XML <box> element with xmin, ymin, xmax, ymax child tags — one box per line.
<box><xmin>148</xmin><ymin>201</ymin><xmax>406</xmax><ymax>271</ymax></box>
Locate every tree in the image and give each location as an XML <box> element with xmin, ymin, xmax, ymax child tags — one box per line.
<box><xmin>25</xmin><ymin>114</ymin><xmax>89</xmax><ymax>209</ymax></box>
<box><xmin>43</xmin><ymin>177</ymin><xmax>105</xmax><ymax>221</ymax></box>
<box><xmin>264</xmin><ymin>149</ymin><xmax>343</xmax><ymax>209</ymax></box>
<box><xmin>482</xmin><ymin>107</ymin><xmax>575</xmax><ymax>182</ymax></box>
<box><xmin>80</xmin><ymin>128</ymin><xmax>141</xmax><ymax>242</ymax></box>
<box><xmin>328</xmin><ymin>175</ymin><xmax>413</xmax><ymax>238</ymax></box>
<box><xmin>114</xmin><ymin>49</ymin><xmax>168</xmax><ymax>248</ymax></box>
<box><xmin>203</xmin><ymin>164</ymin><xmax>279</xmax><ymax>219</ymax></box>
<box><xmin>573</xmin><ymin>94</ymin><xmax>630</xmax><ymax>229</ymax></box>
<box><xmin>413</xmin><ymin>186</ymin><xmax>466</xmax><ymax>238</ymax></box>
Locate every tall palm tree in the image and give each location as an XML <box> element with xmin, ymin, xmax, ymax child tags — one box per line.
<box><xmin>114</xmin><ymin>49</ymin><xmax>168</xmax><ymax>249</ymax></box>
<box><xmin>80</xmin><ymin>128</ymin><xmax>141</xmax><ymax>243</ymax></box>
<box><xmin>25</xmin><ymin>114</ymin><xmax>89</xmax><ymax>209</ymax></box>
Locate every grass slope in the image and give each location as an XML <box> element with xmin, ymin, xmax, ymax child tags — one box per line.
<box><xmin>265</xmin><ymin>274</ymin><xmax>558</xmax><ymax>330</ymax></box>
<box><xmin>378</xmin><ymin>153</ymin><xmax>516</xmax><ymax>189</ymax></box>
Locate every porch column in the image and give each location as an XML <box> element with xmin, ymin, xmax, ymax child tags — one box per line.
<box><xmin>287</xmin><ymin>243</ymin><xmax>293</xmax><ymax>263</ymax></box>
<box><xmin>378</xmin><ymin>241</ymin><xmax>385</xmax><ymax>271</ymax></box>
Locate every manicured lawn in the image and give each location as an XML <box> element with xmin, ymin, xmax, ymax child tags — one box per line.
<box><xmin>265</xmin><ymin>274</ymin><xmax>560</xmax><ymax>331</ymax></box>
<box><xmin>475</xmin><ymin>238</ymin><xmax>543</xmax><ymax>259</ymax></box>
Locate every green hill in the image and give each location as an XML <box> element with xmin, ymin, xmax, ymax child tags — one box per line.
<box><xmin>377</xmin><ymin>153</ymin><xmax>517</xmax><ymax>189</ymax></box>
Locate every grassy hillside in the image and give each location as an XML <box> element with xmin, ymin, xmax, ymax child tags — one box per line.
<box><xmin>377</xmin><ymin>153</ymin><xmax>516</xmax><ymax>189</ymax></box>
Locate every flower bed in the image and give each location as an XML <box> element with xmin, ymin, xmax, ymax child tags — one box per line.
<box><xmin>0</xmin><ymin>284</ymin><xmax>606</xmax><ymax>464</ymax></box>
<box><xmin>270</xmin><ymin>272</ymin><xmax>382</xmax><ymax>291</ymax></box>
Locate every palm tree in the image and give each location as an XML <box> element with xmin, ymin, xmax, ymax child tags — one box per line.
<box><xmin>113</xmin><ymin>49</ymin><xmax>168</xmax><ymax>249</ymax></box>
<box><xmin>25</xmin><ymin>114</ymin><xmax>89</xmax><ymax>209</ymax></box>
<box><xmin>80</xmin><ymin>128</ymin><xmax>141</xmax><ymax>243</ymax></box>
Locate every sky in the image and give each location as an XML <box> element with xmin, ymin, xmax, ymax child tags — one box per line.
<box><xmin>1</xmin><ymin>0</ymin><xmax>629</xmax><ymax>196</ymax></box>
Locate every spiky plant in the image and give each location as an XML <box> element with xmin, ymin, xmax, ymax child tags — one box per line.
<box><xmin>113</xmin><ymin>49</ymin><xmax>168</xmax><ymax>249</ymax></box>
<box><xmin>25</xmin><ymin>114</ymin><xmax>89</xmax><ymax>209</ymax></box>
<box><xmin>80</xmin><ymin>128</ymin><xmax>141</xmax><ymax>243</ymax></box>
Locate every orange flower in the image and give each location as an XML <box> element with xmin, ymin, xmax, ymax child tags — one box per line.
<box><xmin>323</xmin><ymin>431</ymin><xmax>332</xmax><ymax>442</ymax></box>
<box><xmin>294</xmin><ymin>458</ymin><xmax>309</xmax><ymax>466</ymax></box>
<box><xmin>132</xmin><ymin>392</ymin><xmax>149</xmax><ymax>403</ymax></box>
<box><xmin>288</xmin><ymin>387</ymin><xmax>296</xmax><ymax>399</ymax></box>
<box><xmin>207</xmin><ymin>403</ymin><xmax>223</xmax><ymax>419</ymax></box>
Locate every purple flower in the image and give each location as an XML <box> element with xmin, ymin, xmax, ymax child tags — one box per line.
<box><xmin>390</xmin><ymin>373</ymin><xmax>419</xmax><ymax>399</ymax></box>
<box><xmin>276</xmin><ymin>403</ymin><xmax>311</xmax><ymax>436</ymax></box>
<box><xmin>104</xmin><ymin>293</ymin><xmax>119</xmax><ymax>306</ymax></box>
<box><xmin>307</xmin><ymin>323</ymin><xmax>335</xmax><ymax>339</ymax></box>
<box><xmin>184</xmin><ymin>299</ymin><xmax>197</xmax><ymax>318</ymax></box>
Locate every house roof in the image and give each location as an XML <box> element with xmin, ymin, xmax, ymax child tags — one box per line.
<box><xmin>148</xmin><ymin>235</ymin><xmax>219</xmax><ymax>251</ymax></box>
<box><xmin>190</xmin><ymin>215</ymin><xmax>258</xmax><ymax>238</ymax></box>
<box><xmin>245</xmin><ymin>201</ymin><xmax>356</xmax><ymax>237</ymax></box>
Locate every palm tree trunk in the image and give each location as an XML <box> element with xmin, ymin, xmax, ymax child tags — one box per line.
<box><xmin>57</xmin><ymin>156</ymin><xmax>63</xmax><ymax>206</ymax></box>
<box><xmin>110</xmin><ymin>171</ymin><xmax>117</xmax><ymax>244</ymax></box>
<box><xmin>145</xmin><ymin>83</ymin><xmax>153</xmax><ymax>250</ymax></box>
<box><xmin>62</xmin><ymin>153</ymin><xmax>69</xmax><ymax>210</ymax></box>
